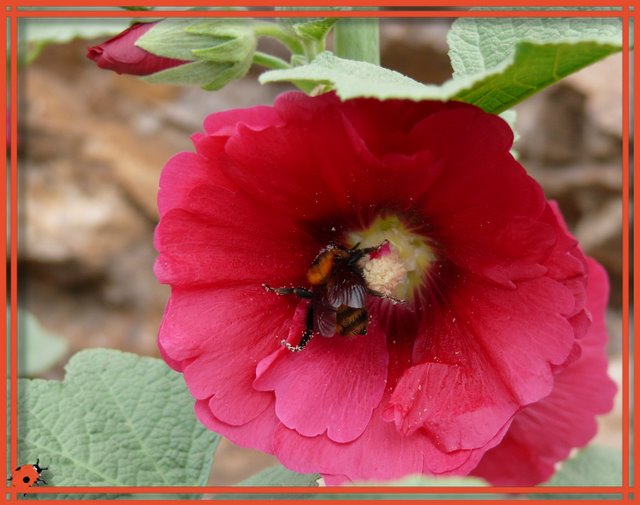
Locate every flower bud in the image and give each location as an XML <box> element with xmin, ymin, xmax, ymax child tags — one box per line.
<box><xmin>87</xmin><ymin>22</ymin><xmax>189</xmax><ymax>76</ymax></box>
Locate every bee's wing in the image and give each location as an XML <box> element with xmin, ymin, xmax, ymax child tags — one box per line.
<box><xmin>313</xmin><ymin>295</ymin><xmax>337</xmax><ymax>337</ymax></box>
<box><xmin>326</xmin><ymin>270</ymin><xmax>367</xmax><ymax>308</ymax></box>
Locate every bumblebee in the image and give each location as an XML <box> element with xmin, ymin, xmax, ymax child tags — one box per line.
<box><xmin>264</xmin><ymin>241</ymin><xmax>390</xmax><ymax>352</ymax></box>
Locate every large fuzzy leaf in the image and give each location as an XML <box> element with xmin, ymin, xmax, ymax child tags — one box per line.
<box><xmin>261</xmin><ymin>16</ymin><xmax>621</xmax><ymax>114</ymax></box>
<box><xmin>17</xmin><ymin>349</ymin><xmax>219</xmax><ymax>499</ymax></box>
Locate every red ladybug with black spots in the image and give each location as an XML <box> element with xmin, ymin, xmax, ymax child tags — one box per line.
<box><xmin>8</xmin><ymin>458</ymin><xmax>47</xmax><ymax>495</ymax></box>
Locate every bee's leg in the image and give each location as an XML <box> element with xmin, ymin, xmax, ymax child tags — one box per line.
<box><xmin>359</xmin><ymin>239</ymin><xmax>390</xmax><ymax>255</ymax></box>
<box><xmin>280</xmin><ymin>304</ymin><xmax>315</xmax><ymax>352</ymax></box>
<box><xmin>347</xmin><ymin>241</ymin><xmax>389</xmax><ymax>267</ymax></box>
<box><xmin>262</xmin><ymin>284</ymin><xmax>313</xmax><ymax>299</ymax></box>
<box><xmin>37</xmin><ymin>479</ymin><xmax>47</xmax><ymax>485</ymax></box>
<box><xmin>367</xmin><ymin>288</ymin><xmax>406</xmax><ymax>305</ymax></box>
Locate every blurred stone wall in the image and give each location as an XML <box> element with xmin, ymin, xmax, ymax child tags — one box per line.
<box><xmin>16</xmin><ymin>18</ymin><xmax>624</xmax><ymax>484</ymax></box>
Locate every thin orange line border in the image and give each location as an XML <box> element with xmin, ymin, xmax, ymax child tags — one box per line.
<box><xmin>9</xmin><ymin>9</ymin><xmax>630</xmax><ymax>17</ymax></box>
<box><xmin>3</xmin><ymin>1</ymin><xmax>632</xmax><ymax>503</ymax></box>
<box><xmin>7</xmin><ymin>0</ymin><xmax>630</xmax><ymax>8</ymax></box>
<box><xmin>0</xmin><ymin>4</ymin><xmax>8</xmax><ymax>504</ymax></box>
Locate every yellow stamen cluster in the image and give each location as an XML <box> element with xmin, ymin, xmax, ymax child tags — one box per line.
<box><xmin>348</xmin><ymin>216</ymin><xmax>436</xmax><ymax>301</ymax></box>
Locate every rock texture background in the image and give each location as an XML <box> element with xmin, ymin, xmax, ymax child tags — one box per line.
<box><xmin>16</xmin><ymin>18</ymin><xmax>624</xmax><ymax>485</ymax></box>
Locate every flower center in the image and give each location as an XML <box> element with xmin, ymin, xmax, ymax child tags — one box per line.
<box><xmin>347</xmin><ymin>215</ymin><xmax>436</xmax><ymax>301</ymax></box>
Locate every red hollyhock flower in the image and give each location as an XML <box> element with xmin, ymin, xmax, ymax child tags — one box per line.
<box><xmin>87</xmin><ymin>22</ymin><xmax>188</xmax><ymax>76</ymax></box>
<box><xmin>154</xmin><ymin>92</ymin><xmax>616</xmax><ymax>484</ymax></box>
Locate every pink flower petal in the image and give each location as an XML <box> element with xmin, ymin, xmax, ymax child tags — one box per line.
<box><xmin>157</xmin><ymin>152</ymin><xmax>231</xmax><ymax>217</ymax></box>
<box><xmin>272</xmin><ymin>397</ymin><xmax>488</xmax><ymax>483</ymax></box>
<box><xmin>159</xmin><ymin>284</ymin><xmax>290</xmax><ymax>361</ymax></box>
<box><xmin>272</xmin><ymin>409</ymin><xmax>432</xmax><ymax>480</ymax></box>
<box><xmin>87</xmin><ymin>22</ymin><xmax>188</xmax><ymax>76</ymax></box>
<box><xmin>459</xmin><ymin>277</ymin><xmax>577</xmax><ymax>403</ymax></box>
<box><xmin>221</xmin><ymin>95</ymin><xmax>445</xmax><ymax>231</ymax></box>
<box><xmin>222</xmin><ymin>112</ymin><xmax>374</xmax><ymax>224</ymax></box>
<box><xmin>383</xmin><ymin>358</ymin><xmax>518</xmax><ymax>452</ymax></box>
<box><xmin>410</xmin><ymin>107</ymin><xmax>555</xmax><ymax>287</ymax></box>
<box><xmin>321</xmin><ymin>474</ymin><xmax>350</xmax><ymax>486</ymax></box>
<box><xmin>402</xmin><ymin>273</ymin><xmax>577</xmax><ymax>453</ymax></box>
<box><xmin>159</xmin><ymin>285</ymin><xmax>290</xmax><ymax>425</ymax></box>
<box><xmin>154</xmin><ymin>183</ymin><xmax>318</xmax><ymax>287</ymax></box>
<box><xmin>472</xmin><ymin>258</ymin><xmax>617</xmax><ymax>485</ymax></box>
<box><xmin>195</xmin><ymin>399</ymin><xmax>279</xmax><ymax>455</ymax></box>
<box><xmin>254</xmin><ymin>318</ymin><xmax>388</xmax><ymax>443</ymax></box>
<box><xmin>203</xmin><ymin>105</ymin><xmax>284</xmax><ymax>136</ymax></box>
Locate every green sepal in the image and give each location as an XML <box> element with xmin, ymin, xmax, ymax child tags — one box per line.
<box><xmin>141</xmin><ymin>59</ymin><xmax>238</xmax><ymax>90</ymax></box>
<box><xmin>136</xmin><ymin>19</ymin><xmax>219</xmax><ymax>60</ymax></box>
<box><xmin>291</xmin><ymin>54</ymin><xmax>309</xmax><ymax>66</ymax></box>
<box><xmin>186</xmin><ymin>19</ymin><xmax>254</xmax><ymax>39</ymax></box>
<box><xmin>202</xmin><ymin>56</ymin><xmax>253</xmax><ymax>91</ymax></box>
<box><xmin>274</xmin><ymin>7</ymin><xmax>341</xmax><ymax>42</ymax></box>
<box><xmin>290</xmin><ymin>18</ymin><xmax>338</xmax><ymax>42</ymax></box>
<box><xmin>136</xmin><ymin>18</ymin><xmax>257</xmax><ymax>90</ymax></box>
<box><xmin>189</xmin><ymin>23</ymin><xmax>256</xmax><ymax>64</ymax></box>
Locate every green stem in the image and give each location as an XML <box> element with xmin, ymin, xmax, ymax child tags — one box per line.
<box><xmin>252</xmin><ymin>21</ymin><xmax>304</xmax><ymax>55</ymax></box>
<box><xmin>301</xmin><ymin>38</ymin><xmax>324</xmax><ymax>62</ymax></box>
<box><xmin>252</xmin><ymin>51</ymin><xmax>291</xmax><ymax>70</ymax></box>
<box><xmin>333</xmin><ymin>17</ymin><xmax>380</xmax><ymax>65</ymax></box>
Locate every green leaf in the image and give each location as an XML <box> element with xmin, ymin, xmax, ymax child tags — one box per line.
<box><xmin>205</xmin><ymin>465</ymin><xmax>319</xmax><ymax>500</ymax></box>
<box><xmin>237</xmin><ymin>466</ymin><xmax>319</xmax><ymax>487</ymax></box>
<box><xmin>20</xmin><ymin>18</ymin><xmax>133</xmax><ymax>64</ymax></box>
<box><xmin>261</xmin><ymin>15</ymin><xmax>621</xmax><ymax>114</ymax></box>
<box><xmin>448</xmin><ymin>15</ymin><xmax>622</xmax><ymax>113</ymax></box>
<box><xmin>10</xmin><ymin>308</ymin><xmax>68</xmax><ymax>377</ymax></box>
<box><xmin>546</xmin><ymin>446</ymin><xmax>622</xmax><ymax>486</ymax></box>
<box><xmin>531</xmin><ymin>446</ymin><xmax>622</xmax><ymax>499</ymax></box>
<box><xmin>259</xmin><ymin>51</ymin><xmax>443</xmax><ymax>99</ymax></box>
<box><xmin>448</xmin><ymin>15</ymin><xmax>621</xmax><ymax>79</ymax></box>
<box><xmin>313</xmin><ymin>475</ymin><xmax>499</xmax><ymax>500</ymax></box>
<box><xmin>18</xmin><ymin>349</ymin><xmax>219</xmax><ymax>499</ymax></box>
<box><xmin>352</xmin><ymin>475</ymin><xmax>488</xmax><ymax>487</ymax></box>
<box><xmin>450</xmin><ymin>42</ymin><xmax>620</xmax><ymax>114</ymax></box>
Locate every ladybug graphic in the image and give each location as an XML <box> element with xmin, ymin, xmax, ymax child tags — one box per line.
<box><xmin>8</xmin><ymin>458</ymin><xmax>48</xmax><ymax>495</ymax></box>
